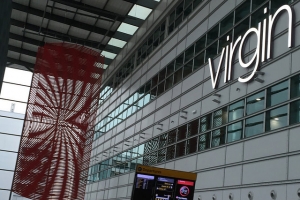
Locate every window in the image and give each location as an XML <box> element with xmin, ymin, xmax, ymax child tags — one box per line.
<box><xmin>251</xmin><ymin>3</ymin><xmax>269</xmax><ymax>27</ymax></box>
<box><xmin>159</xmin><ymin>133</ymin><xmax>168</xmax><ymax>148</ymax></box>
<box><xmin>185</xmin><ymin>45</ymin><xmax>195</xmax><ymax>62</ymax></box>
<box><xmin>220</xmin><ymin>12</ymin><xmax>234</xmax><ymax>35</ymax></box>
<box><xmin>167</xmin><ymin>130</ymin><xmax>177</xmax><ymax>144</ymax></box>
<box><xmin>207</xmin><ymin>25</ymin><xmax>219</xmax><ymax>45</ymax></box>
<box><xmin>176</xmin><ymin>141</ymin><xmax>186</xmax><ymax>157</ymax></box>
<box><xmin>229</xmin><ymin>100</ymin><xmax>244</xmax><ymax>122</ymax></box>
<box><xmin>195</xmin><ymin>36</ymin><xmax>206</xmax><ymax>54</ymax></box>
<box><xmin>227</xmin><ymin>121</ymin><xmax>243</xmax><ymax>143</ymax></box>
<box><xmin>193</xmin><ymin>51</ymin><xmax>205</xmax><ymax>70</ymax></box>
<box><xmin>267</xmin><ymin>80</ymin><xmax>289</xmax><ymax>107</ymax></box>
<box><xmin>246</xmin><ymin>91</ymin><xmax>265</xmax><ymax>115</ymax></box>
<box><xmin>291</xmin><ymin>74</ymin><xmax>300</xmax><ymax>98</ymax></box>
<box><xmin>166</xmin><ymin>145</ymin><xmax>176</xmax><ymax>160</ymax></box>
<box><xmin>211</xmin><ymin>127</ymin><xmax>226</xmax><ymax>147</ymax></box>
<box><xmin>198</xmin><ymin>132</ymin><xmax>211</xmax><ymax>151</ymax></box>
<box><xmin>157</xmin><ymin>148</ymin><xmax>166</xmax><ymax>163</ymax></box>
<box><xmin>177</xmin><ymin>125</ymin><xmax>187</xmax><ymax>141</ymax></box>
<box><xmin>235</xmin><ymin>1</ymin><xmax>250</xmax><ymax>23</ymax></box>
<box><xmin>290</xmin><ymin>100</ymin><xmax>300</xmax><ymax>125</ymax></box>
<box><xmin>187</xmin><ymin>119</ymin><xmax>199</xmax><ymax>137</ymax></box>
<box><xmin>234</xmin><ymin>17</ymin><xmax>249</xmax><ymax>39</ymax></box>
<box><xmin>200</xmin><ymin>114</ymin><xmax>211</xmax><ymax>132</ymax></box>
<box><xmin>245</xmin><ymin>113</ymin><xmax>264</xmax><ymax>137</ymax></box>
<box><xmin>266</xmin><ymin>105</ymin><xmax>288</xmax><ymax>131</ymax></box>
<box><xmin>213</xmin><ymin>107</ymin><xmax>227</xmax><ymax>127</ymax></box>
<box><xmin>186</xmin><ymin>137</ymin><xmax>197</xmax><ymax>154</ymax></box>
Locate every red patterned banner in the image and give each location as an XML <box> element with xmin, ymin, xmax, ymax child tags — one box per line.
<box><xmin>12</xmin><ymin>43</ymin><xmax>104</xmax><ymax>200</ymax></box>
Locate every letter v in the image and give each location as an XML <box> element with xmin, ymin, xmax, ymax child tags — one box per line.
<box><xmin>208</xmin><ymin>48</ymin><xmax>225</xmax><ymax>89</ymax></box>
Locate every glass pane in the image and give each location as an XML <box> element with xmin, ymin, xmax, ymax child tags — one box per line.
<box><xmin>213</xmin><ymin>107</ymin><xmax>228</xmax><ymax>127</ymax></box>
<box><xmin>176</xmin><ymin>53</ymin><xmax>184</xmax><ymax>69</ymax></box>
<box><xmin>173</xmin><ymin>68</ymin><xmax>183</xmax><ymax>85</ymax></box>
<box><xmin>187</xmin><ymin>119</ymin><xmax>199</xmax><ymax>137</ymax></box>
<box><xmin>186</xmin><ymin>136</ymin><xmax>197</xmax><ymax>154</ymax></box>
<box><xmin>0</xmin><ymin>83</ymin><xmax>30</xmax><ymax>102</ymax></box>
<box><xmin>229</xmin><ymin>100</ymin><xmax>244</xmax><ymax>122</ymax></box>
<box><xmin>251</xmin><ymin>3</ymin><xmax>269</xmax><ymax>27</ymax></box>
<box><xmin>193</xmin><ymin>51</ymin><xmax>205</xmax><ymax>71</ymax></box>
<box><xmin>227</xmin><ymin>121</ymin><xmax>243</xmax><ymax>143</ymax></box>
<box><xmin>144</xmin><ymin>137</ymin><xmax>159</xmax><ymax>154</ymax></box>
<box><xmin>157</xmin><ymin>81</ymin><xmax>165</xmax><ymax>96</ymax></box>
<box><xmin>198</xmin><ymin>132</ymin><xmax>211</xmax><ymax>151</ymax></box>
<box><xmin>245</xmin><ymin>113</ymin><xmax>264</xmax><ymax>137</ymax></box>
<box><xmin>167</xmin><ymin>130</ymin><xmax>177</xmax><ymax>144</ymax></box>
<box><xmin>176</xmin><ymin>141</ymin><xmax>186</xmax><ymax>157</ymax></box>
<box><xmin>166</xmin><ymin>145</ymin><xmax>175</xmax><ymax>160</ymax></box>
<box><xmin>185</xmin><ymin>45</ymin><xmax>195</xmax><ymax>62</ymax></box>
<box><xmin>235</xmin><ymin>1</ymin><xmax>250</xmax><ymax>23</ymax></box>
<box><xmin>159</xmin><ymin>133</ymin><xmax>168</xmax><ymax>148</ymax></box>
<box><xmin>183</xmin><ymin>60</ymin><xmax>193</xmax><ymax>78</ymax></box>
<box><xmin>220</xmin><ymin>12</ymin><xmax>234</xmax><ymax>35</ymax></box>
<box><xmin>166</xmin><ymin>62</ymin><xmax>175</xmax><ymax>76</ymax></box>
<box><xmin>234</xmin><ymin>17</ymin><xmax>249</xmax><ymax>40</ymax></box>
<box><xmin>291</xmin><ymin>74</ymin><xmax>300</xmax><ymax>98</ymax></box>
<box><xmin>200</xmin><ymin>113</ymin><xmax>211</xmax><ymax>132</ymax></box>
<box><xmin>267</xmin><ymin>80</ymin><xmax>289</xmax><ymax>107</ymax></box>
<box><xmin>165</xmin><ymin>75</ymin><xmax>173</xmax><ymax>91</ymax></box>
<box><xmin>246</xmin><ymin>91</ymin><xmax>265</xmax><ymax>115</ymax></box>
<box><xmin>211</xmin><ymin>127</ymin><xmax>226</xmax><ymax>147</ymax></box>
<box><xmin>195</xmin><ymin>36</ymin><xmax>206</xmax><ymax>54</ymax></box>
<box><xmin>157</xmin><ymin>148</ymin><xmax>166</xmax><ymax>163</ymax></box>
<box><xmin>159</xmin><ymin>68</ymin><xmax>167</xmax><ymax>82</ymax></box>
<box><xmin>290</xmin><ymin>100</ymin><xmax>300</xmax><ymax>125</ymax></box>
<box><xmin>252</xmin><ymin>0</ymin><xmax>265</xmax><ymax>11</ymax></box>
<box><xmin>177</xmin><ymin>125</ymin><xmax>187</xmax><ymax>141</ymax></box>
<box><xmin>219</xmin><ymin>31</ymin><xmax>232</xmax><ymax>53</ymax></box>
<box><xmin>205</xmin><ymin>41</ymin><xmax>218</xmax><ymax>62</ymax></box>
<box><xmin>207</xmin><ymin>25</ymin><xmax>219</xmax><ymax>45</ymax></box>
<box><xmin>4</xmin><ymin>68</ymin><xmax>32</xmax><ymax>86</ymax></box>
<box><xmin>266</xmin><ymin>105</ymin><xmax>288</xmax><ymax>131</ymax></box>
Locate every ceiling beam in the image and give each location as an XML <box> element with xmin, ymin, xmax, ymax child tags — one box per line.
<box><xmin>50</xmin><ymin>0</ymin><xmax>144</xmax><ymax>27</ymax></box>
<box><xmin>122</xmin><ymin>0</ymin><xmax>159</xmax><ymax>9</ymax></box>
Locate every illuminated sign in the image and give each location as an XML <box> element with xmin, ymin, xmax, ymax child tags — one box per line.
<box><xmin>209</xmin><ymin>5</ymin><xmax>293</xmax><ymax>89</ymax></box>
<box><xmin>131</xmin><ymin>165</ymin><xmax>197</xmax><ymax>200</ymax></box>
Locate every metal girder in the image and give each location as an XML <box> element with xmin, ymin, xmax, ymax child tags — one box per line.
<box><xmin>122</xmin><ymin>0</ymin><xmax>159</xmax><ymax>9</ymax></box>
<box><xmin>13</xmin><ymin>2</ymin><xmax>114</xmax><ymax>37</ymax></box>
<box><xmin>50</xmin><ymin>0</ymin><xmax>144</xmax><ymax>27</ymax></box>
<box><xmin>8</xmin><ymin>45</ymin><xmax>37</xmax><ymax>57</ymax></box>
<box><xmin>6</xmin><ymin>57</ymin><xmax>34</xmax><ymax>72</ymax></box>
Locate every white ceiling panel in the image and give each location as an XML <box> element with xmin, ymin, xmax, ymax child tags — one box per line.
<box><xmin>30</xmin><ymin>0</ymin><xmax>53</xmax><ymax>11</ymax></box>
<box><xmin>11</xmin><ymin>9</ymin><xmax>27</xmax><ymax>22</ymax></box>
<box><xmin>95</xmin><ymin>19</ymin><xmax>115</xmax><ymax>30</ymax></box>
<box><xmin>24</xmin><ymin>32</ymin><xmax>44</xmax><ymax>41</ymax></box>
<box><xmin>27</xmin><ymin>14</ymin><xmax>49</xmax><ymax>28</ymax></box>
<box><xmin>8</xmin><ymin>39</ymin><xmax>22</xmax><ymax>48</ymax></box>
<box><xmin>68</xmin><ymin>26</ymin><xmax>90</xmax><ymax>39</ymax></box>
<box><xmin>106</xmin><ymin>0</ymin><xmax>132</xmax><ymax>16</ymax></box>
<box><xmin>43</xmin><ymin>37</ymin><xmax>62</xmax><ymax>44</ymax></box>
<box><xmin>47</xmin><ymin>20</ymin><xmax>70</xmax><ymax>34</ymax></box>
<box><xmin>128</xmin><ymin>4</ymin><xmax>152</xmax><ymax>20</ymax></box>
<box><xmin>10</xmin><ymin>25</ymin><xmax>23</xmax><ymax>35</ymax></box>
<box><xmin>20</xmin><ymin>54</ymin><xmax>36</xmax><ymax>64</ymax></box>
<box><xmin>88</xmin><ymin>32</ymin><xmax>105</xmax><ymax>43</ymax></box>
<box><xmin>52</xmin><ymin>6</ymin><xmax>76</xmax><ymax>19</ymax></box>
<box><xmin>13</xmin><ymin>0</ymin><xmax>30</xmax><ymax>6</ymax></box>
<box><xmin>74</xmin><ymin>12</ymin><xmax>97</xmax><ymax>26</ymax></box>
<box><xmin>7</xmin><ymin>51</ymin><xmax>21</xmax><ymax>60</ymax></box>
<box><xmin>22</xmin><ymin>43</ymin><xmax>39</xmax><ymax>53</ymax></box>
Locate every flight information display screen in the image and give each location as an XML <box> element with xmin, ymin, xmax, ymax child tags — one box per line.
<box><xmin>131</xmin><ymin>165</ymin><xmax>197</xmax><ymax>200</ymax></box>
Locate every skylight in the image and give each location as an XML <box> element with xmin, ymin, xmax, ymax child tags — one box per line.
<box><xmin>101</xmin><ymin>51</ymin><xmax>117</xmax><ymax>59</ymax></box>
<box><xmin>128</xmin><ymin>4</ymin><xmax>152</xmax><ymax>20</ymax></box>
<box><xmin>108</xmin><ymin>38</ymin><xmax>127</xmax><ymax>48</ymax></box>
<box><xmin>117</xmin><ymin>22</ymin><xmax>139</xmax><ymax>35</ymax></box>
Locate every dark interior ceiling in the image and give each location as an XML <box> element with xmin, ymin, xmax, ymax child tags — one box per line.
<box><xmin>7</xmin><ymin>0</ymin><xmax>159</xmax><ymax>72</ymax></box>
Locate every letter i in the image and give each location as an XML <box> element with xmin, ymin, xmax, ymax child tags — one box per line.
<box><xmin>261</xmin><ymin>7</ymin><xmax>268</xmax><ymax>62</ymax></box>
<box><xmin>224</xmin><ymin>35</ymin><xmax>230</xmax><ymax>83</ymax></box>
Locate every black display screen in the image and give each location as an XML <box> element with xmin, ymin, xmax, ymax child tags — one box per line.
<box><xmin>131</xmin><ymin>174</ymin><xmax>195</xmax><ymax>200</ymax></box>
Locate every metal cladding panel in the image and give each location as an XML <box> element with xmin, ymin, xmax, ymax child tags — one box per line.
<box><xmin>12</xmin><ymin>43</ymin><xmax>104</xmax><ymax>200</ymax></box>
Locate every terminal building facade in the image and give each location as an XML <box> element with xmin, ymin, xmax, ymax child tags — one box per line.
<box><xmin>85</xmin><ymin>0</ymin><xmax>300</xmax><ymax>199</ymax></box>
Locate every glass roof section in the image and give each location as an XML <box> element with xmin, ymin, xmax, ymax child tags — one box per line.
<box><xmin>108</xmin><ymin>38</ymin><xmax>127</xmax><ymax>48</ymax></box>
<box><xmin>117</xmin><ymin>22</ymin><xmax>139</xmax><ymax>35</ymax></box>
<box><xmin>128</xmin><ymin>4</ymin><xmax>152</xmax><ymax>20</ymax></box>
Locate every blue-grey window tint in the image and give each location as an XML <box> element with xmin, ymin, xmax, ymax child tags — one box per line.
<box><xmin>200</xmin><ymin>113</ymin><xmax>211</xmax><ymax>132</ymax></box>
<box><xmin>290</xmin><ymin>100</ymin><xmax>300</xmax><ymax>125</ymax></box>
<box><xmin>211</xmin><ymin>126</ymin><xmax>226</xmax><ymax>147</ymax></box>
<box><xmin>267</xmin><ymin>80</ymin><xmax>289</xmax><ymax>107</ymax></box>
<box><xmin>266</xmin><ymin>105</ymin><xmax>288</xmax><ymax>131</ymax></box>
<box><xmin>246</xmin><ymin>91</ymin><xmax>265</xmax><ymax>115</ymax></box>
<box><xmin>235</xmin><ymin>0</ymin><xmax>250</xmax><ymax>23</ymax></box>
<box><xmin>198</xmin><ymin>132</ymin><xmax>211</xmax><ymax>151</ymax></box>
<box><xmin>227</xmin><ymin>121</ymin><xmax>243</xmax><ymax>143</ymax></box>
<box><xmin>245</xmin><ymin>113</ymin><xmax>264</xmax><ymax>137</ymax></box>
<box><xmin>291</xmin><ymin>74</ymin><xmax>300</xmax><ymax>99</ymax></box>
<box><xmin>229</xmin><ymin>100</ymin><xmax>244</xmax><ymax>122</ymax></box>
<box><xmin>213</xmin><ymin>107</ymin><xmax>228</xmax><ymax>127</ymax></box>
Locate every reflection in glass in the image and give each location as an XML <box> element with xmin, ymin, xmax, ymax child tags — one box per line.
<box><xmin>229</xmin><ymin>100</ymin><xmax>244</xmax><ymax>122</ymax></box>
<box><xmin>198</xmin><ymin>132</ymin><xmax>211</xmax><ymax>151</ymax></box>
<box><xmin>207</xmin><ymin>25</ymin><xmax>219</xmax><ymax>45</ymax></box>
<box><xmin>157</xmin><ymin>148</ymin><xmax>166</xmax><ymax>163</ymax></box>
<box><xmin>200</xmin><ymin>114</ymin><xmax>211</xmax><ymax>132</ymax></box>
<box><xmin>245</xmin><ymin>113</ymin><xmax>264</xmax><ymax>137</ymax></box>
<box><xmin>159</xmin><ymin>133</ymin><xmax>168</xmax><ymax>148</ymax></box>
<box><xmin>251</xmin><ymin>4</ymin><xmax>269</xmax><ymax>27</ymax></box>
<box><xmin>193</xmin><ymin>51</ymin><xmax>205</xmax><ymax>71</ymax></box>
<box><xmin>266</xmin><ymin>80</ymin><xmax>288</xmax><ymax>107</ymax></box>
<box><xmin>186</xmin><ymin>137</ymin><xmax>197</xmax><ymax>154</ymax></box>
<box><xmin>185</xmin><ymin>45</ymin><xmax>195</xmax><ymax>62</ymax></box>
<box><xmin>266</xmin><ymin>105</ymin><xmax>288</xmax><ymax>131</ymax></box>
<box><xmin>187</xmin><ymin>119</ymin><xmax>199</xmax><ymax>137</ymax></box>
<box><xmin>227</xmin><ymin>121</ymin><xmax>243</xmax><ymax>143</ymax></box>
<box><xmin>211</xmin><ymin>127</ymin><xmax>226</xmax><ymax>147</ymax></box>
<box><xmin>166</xmin><ymin>145</ymin><xmax>176</xmax><ymax>160</ymax></box>
<box><xmin>167</xmin><ymin>130</ymin><xmax>177</xmax><ymax>144</ymax></box>
<box><xmin>213</xmin><ymin>107</ymin><xmax>228</xmax><ymax>127</ymax></box>
<box><xmin>234</xmin><ymin>17</ymin><xmax>249</xmax><ymax>40</ymax></box>
<box><xmin>220</xmin><ymin>12</ymin><xmax>234</xmax><ymax>35</ymax></box>
<box><xmin>235</xmin><ymin>1</ymin><xmax>250</xmax><ymax>23</ymax></box>
<box><xmin>246</xmin><ymin>91</ymin><xmax>265</xmax><ymax>115</ymax></box>
<box><xmin>195</xmin><ymin>36</ymin><xmax>206</xmax><ymax>54</ymax></box>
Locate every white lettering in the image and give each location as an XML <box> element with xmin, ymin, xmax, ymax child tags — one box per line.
<box><xmin>208</xmin><ymin>48</ymin><xmax>225</xmax><ymax>89</ymax></box>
